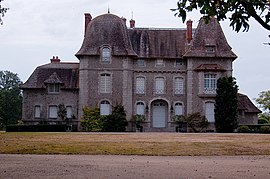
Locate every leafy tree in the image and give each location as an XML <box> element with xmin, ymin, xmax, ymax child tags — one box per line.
<box><xmin>255</xmin><ymin>90</ymin><xmax>270</xmax><ymax>122</ymax></box>
<box><xmin>0</xmin><ymin>0</ymin><xmax>9</xmax><ymax>25</ymax></box>
<box><xmin>215</xmin><ymin>76</ymin><xmax>238</xmax><ymax>132</ymax></box>
<box><xmin>0</xmin><ymin>71</ymin><xmax>22</xmax><ymax>129</ymax></box>
<box><xmin>57</xmin><ymin>104</ymin><xmax>67</xmax><ymax>123</ymax></box>
<box><xmin>102</xmin><ymin>104</ymin><xmax>128</xmax><ymax>132</ymax></box>
<box><xmin>172</xmin><ymin>0</ymin><xmax>270</xmax><ymax>32</ymax></box>
<box><xmin>81</xmin><ymin>107</ymin><xmax>104</xmax><ymax>132</ymax></box>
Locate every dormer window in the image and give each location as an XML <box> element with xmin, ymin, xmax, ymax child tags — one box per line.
<box><xmin>175</xmin><ymin>59</ymin><xmax>183</xmax><ymax>66</ymax></box>
<box><xmin>206</xmin><ymin>46</ymin><xmax>215</xmax><ymax>53</ymax></box>
<box><xmin>101</xmin><ymin>47</ymin><xmax>111</xmax><ymax>63</ymax></box>
<box><xmin>48</xmin><ymin>84</ymin><xmax>60</xmax><ymax>93</ymax></box>
<box><xmin>156</xmin><ymin>59</ymin><xmax>164</xmax><ymax>67</ymax></box>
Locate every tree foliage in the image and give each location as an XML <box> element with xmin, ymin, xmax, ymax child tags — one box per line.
<box><xmin>81</xmin><ymin>107</ymin><xmax>104</xmax><ymax>132</ymax></box>
<box><xmin>215</xmin><ymin>76</ymin><xmax>238</xmax><ymax>132</ymax></box>
<box><xmin>172</xmin><ymin>0</ymin><xmax>270</xmax><ymax>32</ymax></box>
<box><xmin>255</xmin><ymin>90</ymin><xmax>270</xmax><ymax>123</ymax></box>
<box><xmin>0</xmin><ymin>71</ymin><xmax>22</xmax><ymax>129</ymax></box>
<box><xmin>0</xmin><ymin>0</ymin><xmax>9</xmax><ymax>25</ymax></box>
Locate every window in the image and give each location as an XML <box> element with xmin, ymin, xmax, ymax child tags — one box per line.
<box><xmin>136</xmin><ymin>77</ymin><xmax>145</xmax><ymax>94</ymax></box>
<box><xmin>136</xmin><ymin>102</ymin><xmax>145</xmax><ymax>115</ymax></box>
<box><xmin>205</xmin><ymin>102</ymin><xmax>215</xmax><ymax>122</ymax></box>
<box><xmin>49</xmin><ymin>105</ymin><xmax>58</xmax><ymax>119</ymax></box>
<box><xmin>175</xmin><ymin>59</ymin><xmax>183</xmax><ymax>66</ymax></box>
<box><xmin>66</xmin><ymin>106</ymin><xmax>72</xmax><ymax>118</ymax></box>
<box><xmin>174</xmin><ymin>103</ymin><xmax>183</xmax><ymax>116</ymax></box>
<box><xmin>156</xmin><ymin>59</ymin><xmax>164</xmax><ymax>66</ymax></box>
<box><xmin>174</xmin><ymin>77</ymin><xmax>184</xmax><ymax>95</ymax></box>
<box><xmin>100</xmin><ymin>100</ymin><xmax>110</xmax><ymax>115</ymax></box>
<box><xmin>206</xmin><ymin>46</ymin><xmax>215</xmax><ymax>53</ymax></box>
<box><xmin>204</xmin><ymin>74</ymin><xmax>217</xmax><ymax>94</ymax></box>
<box><xmin>101</xmin><ymin>47</ymin><xmax>111</xmax><ymax>63</ymax></box>
<box><xmin>137</xmin><ymin>59</ymin><xmax>145</xmax><ymax>67</ymax></box>
<box><xmin>48</xmin><ymin>84</ymin><xmax>60</xmax><ymax>93</ymax></box>
<box><xmin>100</xmin><ymin>73</ymin><xmax>111</xmax><ymax>93</ymax></box>
<box><xmin>34</xmin><ymin>105</ymin><xmax>41</xmax><ymax>118</ymax></box>
<box><xmin>155</xmin><ymin>77</ymin><xmax>165</xmax><ymax>94</ymax></box>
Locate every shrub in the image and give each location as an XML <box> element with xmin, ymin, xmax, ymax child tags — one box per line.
<box><xmin>237</xmin><ymin>125</ymin><xmax>250</xmax><ymax>133</ymax></box>
<box><xmin>258</xmin><ymin>118</ymin><xmax>269</xmax><ymax>124</ymax></box>
<box><xmin>260</xmin><ymin>126</ymin><xmax>270</xmax><ymax>134</ymax></box>
<box><xmin>6</xmin><ymin>124</ymin><xmax>67</xmax><ymax>132</ymax></box>
<box><xmin>81</xmin><ymin>107</ymin><xmax>103</xmax><ymax>132</ymax></box>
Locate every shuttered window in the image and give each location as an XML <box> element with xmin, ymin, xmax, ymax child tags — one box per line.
<box><xmin>100</xmin><ymin>74</ymin><xmax>111</xmax><ymax>93</ymax></box>
<box><xmin>66</xmin><ymin>106</ymin><xmax>72</xmax><ymax>118</ymax></box>
<box><xmin>155</xmin><ymin>77</ymin><xmax>165</xmax><ymax>94</ymax></box>
<box><xmin>34</xmin><ymin>105</ymin><xmax>41</xmax><ymax>118</ymax></box>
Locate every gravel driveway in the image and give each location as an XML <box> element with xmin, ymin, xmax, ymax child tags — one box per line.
<box><xmin>1</xmin><ymin>154</ymin><xmax>270</xmax><ymax>179</ymax></box>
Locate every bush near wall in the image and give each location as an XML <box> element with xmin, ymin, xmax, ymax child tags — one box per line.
<box><xmin>6</xmin><ymin>124</ymin><xmax>67</xmax><ymax>132</ymax></box>
<box><xmin>237</xmin><ymin>124</ymin><xmax>270</xmax><ymax>134</ymax></box>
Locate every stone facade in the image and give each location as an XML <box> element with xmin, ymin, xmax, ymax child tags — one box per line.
<box><xmin>20</xmin><ymin>12</ymin><xmax>260</xmax><ymax>131</ymax></box>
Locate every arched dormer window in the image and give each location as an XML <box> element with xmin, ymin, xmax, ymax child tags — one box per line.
<box><xmin>101</xmin><ymin>47</ymin><xmax>111</xmax><ymax>63</ymax></box>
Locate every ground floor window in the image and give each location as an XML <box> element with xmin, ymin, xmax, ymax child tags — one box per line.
<box><xmin>205</xmin><ymin>102</ymin><xmax>215</xmax><ymax>122</ymax></box>
<box><xmin>66</xmin><ymin>106</ymin><xmax>72</xmax><ymax>118</ymax></box>
<box><xmin>136</xmin><ymin>102</ymin><xmax>145</xmax><ymax>115</ymax></box>
<box><xmin>49</xmin><ymin>105</ymin><xmax>58</xmax><ymax>119</ymax></box>
<box><xmin>34</xmin><ymin>105</ymin><xmax>41</xmax><ymax>118</ymax></box>
<box><xmin>100</xmin><ymin>100</ymin><xmax>110</xmax><ymax>115</ymax></box>
<box><xmin>174</xmin><ymin>103</ymin><xmax>183</xmax><ymax>116</ymax></box>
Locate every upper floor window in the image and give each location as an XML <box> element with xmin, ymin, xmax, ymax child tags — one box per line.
<box><xmin>136</xmin><ymin>102</ymin><xmax>145</xmax><ymax>115</ymax></box>
<box><xmin>137</xmin><ymin>59</ymin><xmax>145</xmax><ymax>67</ymax></box>
<box><xmin>101</xmin><ymin>47</ymin><xmax>111</xmax><ymax>63</ymax></box>
<box><xmin>100</xmin><ymin>73</ymin><xmax>112</xmax><ymax>93</ymax></box>
<box><xmin>174</xmin><ymin>77</ymin><xmax>184</xmax><ymax>95</ymax></box>
<box><xmin>48</xmin><ymin>84</ymin><xmax>60</xmax><ymax>93</ymax></box>
<box><xmin>100</xmin><ymin>100</ymin><xmax>111</xmax><ymax>115</ymax></box>
<box><xmin>34</xmin><ymin>105</ymin><xmax>41</xmax><ymax>118</ymax></box>
<box><xmin>156</xmin><ymin>59</ymin><xmax>164</xmax><ymax>67</ymax></box>
<box><xmin>204</xmin><ymin>74</ymin><xmax>217</xmax><ymax>94</ymax></box>
<box><xmin>155</xmin><ymin>77</ymin><xmax>165</xmax><ymax>94</ymax></box>
<box><xmin>49</xmin><ymin>105</ymin><xmax>58</xmax><ymax>119</ymax></box>
<box><xmin>175</xmin><ymin>59</ymin><xmax>183</xmax><ymax>66</ymax></box>
<box><xmin>136</xmin><ymin>77</ymin><xmax>145</xmax><ymax>94</ymax></box>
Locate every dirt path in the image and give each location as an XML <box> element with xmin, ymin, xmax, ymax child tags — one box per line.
<box><xmin>1</xmin><ymin>154</ymin><xmax>270</xmax><ymax>179</ymax></box>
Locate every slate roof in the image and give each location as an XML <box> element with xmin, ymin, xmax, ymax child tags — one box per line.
<box><xmin>194</xmin><ymin>64</ymin><xmax>226</xmax><ymax>71</ymax></box>
<box><xmin>238</xmin><ymin>93</ymin><xmax>261</xmax><ymax>113</ymax></box>
<box><xmin>20</xmin><ymin>63</ymin><xmax>79</xmax><ymax>89</ymax></box>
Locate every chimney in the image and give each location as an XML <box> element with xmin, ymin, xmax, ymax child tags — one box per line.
<box><xmin>130</xmin><ymin>19</ymin><xmax>135</xmax><ymax>28</ymax></box>
<box><xmin>50</xmin><ymin>56</ymin><xmax>60</xmax><ymax>63</ymax></box>
<box><xmin>121</xmin><ymin>17</ymin><xmax>127</xmax><ymax>26</ymax></box>
<box><xmin>84</xmin><ymin>13</ymin><xmax>92</xmax><ymax>36</ymax></box>
<box><xmin>186</xmin><ymin>19</ymin><xmax>193</xmax><ymax>43</ymax></box>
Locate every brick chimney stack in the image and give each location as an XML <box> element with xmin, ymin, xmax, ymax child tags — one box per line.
<box><xmin>84</xmin><ymin>13</ymin><xmax>92</xmax><ymax>36</ymax></box>
<box><xmin>50</xmin><ymin>56</ymin><xmax>60</xmax><ymax>63</ymax></box>
<box><xmin>186</xmin><ymin>19</ymin><xmax>193</xmax><ymax>43</ymax></box>
<box><xmin>130</xmin><ymin>19</ymin><xmax>135</xmax><ymax>28</ymax></box>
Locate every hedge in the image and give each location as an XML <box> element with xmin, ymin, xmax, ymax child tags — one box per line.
<box><xmin>6</xmin><ymin>124</ymin><xmax>68</xmax><ymax>132</ymax></box>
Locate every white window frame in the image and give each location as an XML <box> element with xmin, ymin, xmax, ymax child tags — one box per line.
<box><xmin>101</xmin><ymin>47</ymin><xmax>111</xmax><ymax>63</ymax></box>
<box><xmin>204</xmin><ymin>74</ymin><xmax>217</xmax><ymax>94</ymax></box>
<box><xmin>205</xmin><ymin>102</ymin><xmax>215</xmax><ymax>122</ymax></box>
<box><xmin>136</xmin><ymin>77</ymin><xmax>145</xmax><ymax>94</ymax></box>
<box><xmin>100</xmin><ymin>73</ymin><xmax>112</xmax><ymax>93</ymax></box>
<box><xmin>136</xmin><ymin>102</ymin><xmax>145</xmax><ymax>115</ymax></box>
<box><xmin>100</xmin><ymin>100</ymin><xmax>110</xmax><ymax>116</ymax></box>
<box><xmin>66</xmin><ymin>106</ymin><xmax>72</xmax><ymax>119</ymax></box>
<box><xmin>174</xmin><ymin>77</ymin><xmax>184</xmax><ymax>95</ymax></box>
<box><xmin>174</xmin><ymin>102</ymin><xmax>183</xmax><ymax>116</ymax></box>
<box><xmin>48</xmin><ymin>84</ymin><xmax>60</xmax><ymax>93</ymax></box>
<box><xmin>155</xmin><ymin>77</ymin><xmax>165</xmax><ymax>94</ymax></box>
<box><xmin>34</xmin><ymin>105</ymin><xmax>41</xmax><ymax>118</ymax></box>
<box><xmin>49</xmin><ymin>105</ymin><xmax>58</xmax><ymax>119</ymax></box>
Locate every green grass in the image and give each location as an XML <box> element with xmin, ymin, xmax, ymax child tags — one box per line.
<box><xmin>1</xmin><ymin>132</ymin><xmax>270</xmax><ymax>156</ymax></box>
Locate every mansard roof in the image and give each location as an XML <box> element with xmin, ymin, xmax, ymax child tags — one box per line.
<box><xmin>76</xmin><ymin>13</ymin><xmax>137</xmax><ymax>57</ymax></box>
<box><xmin>184</xmin><ymin>17</ymin><xmax>237</xmax><ymax>59</ymax></box>
<box><xmin>238</xmin><ymin>93</ymin><xmax>261</xmax><ymax>113</ymax></box>
<box><xmin>20</xmin><ymin>63</ymin><xmax>79</xmax><ymax>89</ymax></box>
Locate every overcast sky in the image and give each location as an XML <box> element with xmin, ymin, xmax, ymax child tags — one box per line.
<box><xmin>0</xmin><ymin>0</ymin><xmax>269</xmax><ymax>103</ymax></box>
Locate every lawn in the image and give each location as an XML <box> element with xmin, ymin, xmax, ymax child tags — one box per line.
<box><xmin>1</xmin><ymin>132</ymin><xmax>270</xmax><ymax>156</ymax></box>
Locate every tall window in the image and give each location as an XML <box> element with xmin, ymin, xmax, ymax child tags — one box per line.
<box><xmin>66</xmin><ymin>106</ymin><xmax>72</xmax><ymax>118</ymax></box>
<box><xmin>205</xmin><ymin>102</ymin><xmax>215</xmax><ymax>122</ymax></box>
<box><xmin>156</xmin><ymin>59</ymin><xmax>164</xmax><ymax>66</ymax></box>
<box><xmin>100</xmin><ymin>73</ymin><xmax>111</xmax><ymax>93</ymax></box>
<box><xmin>49</xmin><ymin>105</ymin><xmax>58</xmax><ymax>119</ymax></box>
<box><xmin>48</xmin><ymin>84</ymin><xmax>60</xmax><ymax>93</ymax></box>
<box><xmin>101</xmin><ymin>47</ymin><xmax>111</xmax><ymax>63</ymax></box>
<box><xmin>204</xmin><ymin>74</ymin><xmax>217</xmax><ymax>94</ymax></box>
<box><xmin>136</xmin><ymin>102</ymin><xmax>145</xmax><ymax>115</ymax></box>
<box><xmin>174</xmin><ymin>77</ymin><xmax>184</xmax><ymax>95</ymax></box>
<box><xmin>136</xmin><ymin>77</ymin><xmax>145</xmax><ymax>94</ymax></box>
<box><xmin>100</xmin><ymin>100</ymin><xmax>110</xmax><ymax>115</ymax></box>
<box><xmin>174</xmin><ymin>103</ymin><xmax>183</xmax><ymax>116</ymax></box>
<box><xmin>155</xmin><ymin>77</ymin><xmax>165</xmax><ymax>94</ymax></box>
<box><xmin>34</xmin><ymin>105</ymin><xmax>41</xmax><ymax>118</ymax></box>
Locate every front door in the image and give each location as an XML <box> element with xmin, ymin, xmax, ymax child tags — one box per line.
<box><xmin>152</xmin><ymin>101</ymin><xmax>166</xmax><ymax>128</ymax></box>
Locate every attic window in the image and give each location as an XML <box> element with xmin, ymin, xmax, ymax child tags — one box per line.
<box><xmin>206</xmin><ymin>46</ymin><xmax>215</xmax><ymax>53</ymax></box>
<box><xmin>156</xmin><ymin>59</ymin><xmax>164</xmax><ymax>67</ymax></box>
<box><xmin>175</xmin><ymin>59</ymin><xmax>183</xmax><ymax>66</ymax></box>
<box><xmin>101</xmin><ymin>47</ymin><xmax>111</xmax><ymax>63</ymax></box>
<box><xmin>48</xmin><ymin>84</ymin><xmax>60</xmax><ymax>93</ymax></box>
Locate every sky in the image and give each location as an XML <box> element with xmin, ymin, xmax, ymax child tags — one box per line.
<box><xmin>0</xmin><ymin>0</ymin><xmax>269</xmax><ymax>104</ymax></box>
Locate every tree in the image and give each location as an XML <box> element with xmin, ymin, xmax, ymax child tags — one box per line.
<box><xmin>0</xmin><ymin>0</ymin><xmax>9</xmax><ymax>25</ymax></box>
<box><xmin>81</xmin><ymin>107</ymin><xmax>104</xmax><ymax>132</ymax></box>
<box><xmin>215</xmin><ymin>76</ymin><xmax>238</xmax><ymax>132</ymax></box>
<box><xmin>0</xmin><ymin>71</ymin><xmax>22</xmax><ymax>129</ymax></box>
<box><xmin>174</xmin><ymin>113</ymin><xmax>209</xmax><ymax>132</ymax></box>
<box><xmin>255</xmin><ymin>90</ymin><xmax>270</xmax><ymax>123</ymax></box>
<box><xmin>172</xmin><ymin>0</ymin><xmax>270</xmax><ymax>32</ymax></box>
